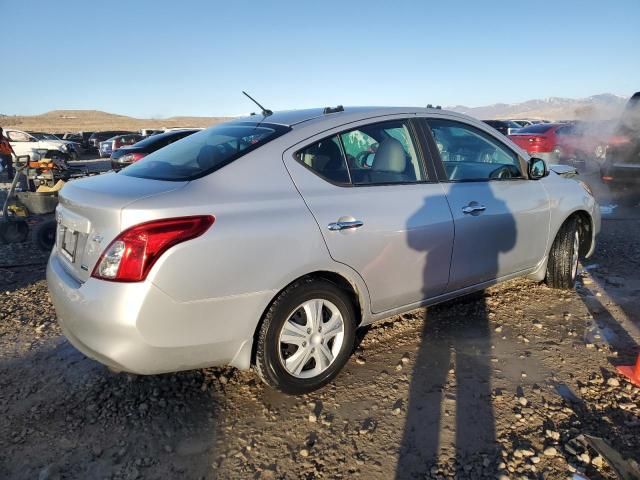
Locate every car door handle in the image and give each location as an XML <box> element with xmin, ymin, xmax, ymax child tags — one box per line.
<box><xmin>328</xmin><ymin>220</ymin><xmax>364</xmax><ymax>231</ymax></box>
<box><xmin>462</xmin><ymin>204</ymin><xmax>486</xmax><ymax>214</ymax></box>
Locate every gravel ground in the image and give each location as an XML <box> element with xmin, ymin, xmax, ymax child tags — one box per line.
<box><xmin>0</xmin><ymin>164</ymin><xmax>639</xmax><ymax>480</ymax></box>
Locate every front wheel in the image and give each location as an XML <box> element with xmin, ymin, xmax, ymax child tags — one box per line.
<box><xmin>254</xmin><ymin>278</ymin><xmax>356</xmax><ymax>394</ymax></box>
<box><xmin>545</xmin><ymin>217</ymin><xmax>580</xmax><ymax>289</ymax></box>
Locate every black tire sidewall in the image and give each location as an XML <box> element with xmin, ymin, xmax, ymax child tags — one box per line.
<box><xmin>34</xmin><ymin>220</ymin><xmax>57</xmax><ymax>251</ymax></box>
<box><xmin>546</xmin><ymin>217</ymin><xmax>579</xmax><ymax>289</ymax></box>
<box><xmin>261</xmin><ymin>281</ymin><xmax>356</xmax><ymax>394</ymax></box>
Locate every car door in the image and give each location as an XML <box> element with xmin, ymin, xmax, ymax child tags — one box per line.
<box><xmin>422</xmin><ymin>116</ymin><xmax>550</xmax><ymax>291</ymax></box>
<box><xmin>282</xmin><ymin>117</ymin><xmax>454</xmax><ymax>314</ymax></box>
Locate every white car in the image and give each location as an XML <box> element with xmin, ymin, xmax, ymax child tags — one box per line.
<box><xmin>4</xmin><ymin>129</ymin><xmax>71</xmax><ymax>160</ymax></box>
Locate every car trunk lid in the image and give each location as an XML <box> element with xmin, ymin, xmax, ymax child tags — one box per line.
<box><xmin>55</xmin><ymin>172</ymin><xmax>188</xmax><ymax>283</ymax></box>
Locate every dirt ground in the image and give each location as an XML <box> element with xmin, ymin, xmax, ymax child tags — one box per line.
<box><xmin>0</xmin><ymin>162</ymin><xmax>639</xmax><ymax>480</ymax></box>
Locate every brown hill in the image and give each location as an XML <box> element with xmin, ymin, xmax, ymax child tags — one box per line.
<box><xmin>0</xmin><ymin>110</ymin><xmax>232</xmax><ymax>133</ymax></box>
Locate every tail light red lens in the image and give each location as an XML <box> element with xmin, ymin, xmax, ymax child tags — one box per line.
<box><xmin>91</xmin><ymin>215</ymin><xmax>214</xmax><ymax>282</ymax></box>
<box><xmin>130</xmin><ymin>152</ymin><xmax>147</xmax><ymax>162</ymax></box>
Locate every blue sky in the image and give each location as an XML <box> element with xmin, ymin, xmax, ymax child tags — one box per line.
<box><xmin>1</xmin><ymin>0</ymin><xmax>638</xmax><ymax>117</ymax></box>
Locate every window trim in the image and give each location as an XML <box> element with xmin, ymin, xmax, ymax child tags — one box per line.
<box><xmin>292</xmin><ymin>117</ymin><xmax>436</xmax><ymax>188</ymax></box>
<box><xmin>420</xmin><ymin>117</ymin><xmax>530</xmax><ymax>183</ymax></box>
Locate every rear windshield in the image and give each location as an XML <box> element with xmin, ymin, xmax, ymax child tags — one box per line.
<box><xmin>514</xmin><ymin>124</ymin><xmax>554</xmax><ymax>134</ymax></box>
<box><xmin>121</xmin><ymin>122</ymin><xmax>289</xmax><ymax>181</ymax></box>
<box><xmin>132</xmin><ymin>130</ymin><xmax>196</xmax><ymax>148</ymax></box>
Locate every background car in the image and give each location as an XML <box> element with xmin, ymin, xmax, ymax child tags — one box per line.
<box><xmin>28</xmin><ymin>132</ymin><xmax>83</xmax><ymax>160</ymax></box>
<box><xmin>48</xmin><ymin>107</ymin><xmax>599</xmax><ymax>395</ymax></box>
<box><xmin>98</xmin><ymin>133</ymin><xmax>143</xmax><ymax>158</ymax></box>
<box><xmin>61</xmin><ymin>131</ymin><xmax>94</xmax><ymax>150</ymax></box>
<box><xmin>110</xmin><ymin>129</ymin><xmax>200</xmax><ymax>170</ymax></box>
<box><xmin>482</xmin><ymin>119</ymin><xmax>522</xmax><ymax>136</ymax></box>
<box><xmin>88</xmin><ymin>130</ymin><xmax>135</xmax><ymax>150</ymax></box>
<box><xmin>600</xmin><ymin>91</ymin><xmax>640</xmax><ymax>205</ymax></box>
<box><xmin>4</xmin><ymin>128</ymin><xmax>70</xmax><ymax>160</ymax></box>
<box><xmin>508</xmin><ymin>123</ymin><xmax>608</xmax><ymax>163</ymax></box>
<box><xmin>510</xmin><ymin>119</ymin><xmax>534</xmax><ymax>127</ymax></box>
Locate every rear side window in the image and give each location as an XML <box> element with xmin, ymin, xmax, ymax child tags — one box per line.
<box><xmin>296</xmin><ymin>136</ymin><xmax>350</xmax><ymax>184</ymax></box>
<box><xmin>122</xmin><ymin>123</ymin><xmax>288</xmax><ymax>181</ymax></box>
<box><xmin>296</xmin><ymin>119</ymin><xmax>426</xmax><ymax>186</ymax></box>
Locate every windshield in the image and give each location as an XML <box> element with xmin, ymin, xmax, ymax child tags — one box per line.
<box><xmin>121</xmin><ymin>122</ymin><xmax>289</xmax><ymax>181</ymax></box>
<box><xmin>515</xmin><ymin>124</ymin><xmax>555</xmax><ymax>134</ymax></box>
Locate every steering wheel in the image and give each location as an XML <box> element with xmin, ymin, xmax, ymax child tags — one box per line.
<box><xmin>489</xmin><ymin>165</ymin><xmax>514</xmax><ymax>179</ymax></box>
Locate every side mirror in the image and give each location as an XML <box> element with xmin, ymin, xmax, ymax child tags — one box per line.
<box><xmin>528</xmin><ymin>157</ymin><xmax>548</xmax><ymax>180</ymax></box>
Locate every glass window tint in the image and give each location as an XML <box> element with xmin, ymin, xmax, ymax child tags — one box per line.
<box><xmin>296</xmin><ymin>136</ymin><xmax>350</xmax><ymax>184</ymax></box>
<box><xmin>296</xmin><ymin>120</ymin><xmax>425</xmax><ymax>186</ymax></box>
<box><xmin>339</xmin><ymin>121</ymin><xmax>425</xmax><ymax>185</ymax></box>
<box><xmin>428</xmin><ymin>119</ymin><xmax>523</xmax><ymax>181</ymax></box>
<box><xmin>122</xmin><ymin>123</ymin><xmax>287</xmax><ymax>181</ymax></box>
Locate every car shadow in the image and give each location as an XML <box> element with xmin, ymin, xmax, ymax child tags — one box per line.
<box><xmin>396</xmin><ymin>182</ymin><xmax>517</xmax><ymax>478</ymax></box>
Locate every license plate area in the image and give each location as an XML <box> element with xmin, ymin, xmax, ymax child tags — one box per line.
<box><xmin>59</xmin><ymin>226</ymin><xmax>79</xmax><ymax>262</ymax></box>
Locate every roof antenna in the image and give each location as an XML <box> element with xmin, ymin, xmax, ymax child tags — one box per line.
<box><xmin>242</xmin><ymin>91</ymin><xmax>272</xmax><ymax>117</ymax></box>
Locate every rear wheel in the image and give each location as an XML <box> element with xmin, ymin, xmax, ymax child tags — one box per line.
<box><xmin>254</xmin><ymin>278</ymin><xmax>356</xmax><ymax>394</ymax></box>
<box><xmin>545</xmin><ymin>217</ymin><xmax>580</xmax><ymax>289</ymax></box>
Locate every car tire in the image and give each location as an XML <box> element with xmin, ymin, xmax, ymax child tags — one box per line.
<box><xmin>254</xmin><ymin>278</ymin><xmax>356</xmax><ymax>394</ymax></box>
<box><xmin>33</xmin><ymin>219</ymin><xmax>57</xmax><ymax>251</ymax></box>
<box><xmin>545</xmin><ymin>217</ymin><xmax>580</xmax><ymax>290</ymax></box>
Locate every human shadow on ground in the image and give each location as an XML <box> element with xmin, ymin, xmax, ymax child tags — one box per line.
<box><xmin>396</xmin><ymin>180</ymin><xmax>517</xmax><ymax>478</ymax></box>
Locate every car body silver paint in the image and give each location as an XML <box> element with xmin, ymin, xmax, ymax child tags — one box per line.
<box><xmin>47</xmin><ymin>107</ymin><xmax>600</xmax><ymax>375</ymax></box>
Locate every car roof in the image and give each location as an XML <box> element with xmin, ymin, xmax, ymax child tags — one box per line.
<box><xmin>228</xmin><ymin>106</ymin><xmax>458</xmax><ymax>128</ymax></box>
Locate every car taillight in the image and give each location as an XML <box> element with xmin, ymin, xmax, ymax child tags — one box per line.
<box><xmin>124</xmin><ymin>152</ymin><xmax>147</xmax><ymax>163</ymax></box>
<box><xmin>91</xmin><ymin>215</ymin><xmax>214</xmax><ymax>282</ymax></box>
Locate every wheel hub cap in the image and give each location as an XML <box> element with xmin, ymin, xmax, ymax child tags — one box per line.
<box><xmin>277</xmin><ymin>299</ymin><xmax>345</xmax><ymax>379</ymax></box>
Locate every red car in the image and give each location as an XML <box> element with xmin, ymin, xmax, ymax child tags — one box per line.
<box><xmin>508</xmin><ymin>123</ymin><xmax>607</xmax><ymax>163</ymax></box>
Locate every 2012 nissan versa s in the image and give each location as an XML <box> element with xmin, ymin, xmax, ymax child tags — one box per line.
<box><xmin>47</xmin><ymin>107</ymin><xmax>600</xmax><ymax>394</ymax></box>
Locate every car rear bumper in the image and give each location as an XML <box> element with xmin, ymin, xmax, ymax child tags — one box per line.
<box><xmin>47</xmin><ymin>251</ymin><xmax>271</xmax><ymax>374</ymax></box>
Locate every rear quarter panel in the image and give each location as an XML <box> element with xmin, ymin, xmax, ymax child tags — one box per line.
<box><xmin>122</xmin><ymin>138</ymin><xmax>372</xmax><ymax>322</ymax></box>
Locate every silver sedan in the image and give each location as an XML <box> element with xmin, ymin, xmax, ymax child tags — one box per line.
<box><xmin>47</xmin><ymin>107</ymin><xmax>600</xmax><ymax>393</ymax></box>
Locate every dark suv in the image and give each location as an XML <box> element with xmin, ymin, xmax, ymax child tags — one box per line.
<box><xmin>600</xmin><ymin>92</ymin><xmax>640</xmax><ymax>205</ymax></box>
<box><xmin>88</xmin><ymin>131</ymin><xmax>134</xmax><ymax>150</ymax></box>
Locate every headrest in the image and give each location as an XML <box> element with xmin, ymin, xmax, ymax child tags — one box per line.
<box><xmin>372</xmin><ymin>138</ymin><xmax>406</xmax><ymax>173</ymax></box>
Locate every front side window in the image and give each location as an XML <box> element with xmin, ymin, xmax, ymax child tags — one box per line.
<box><xmin>427</xmin><ymin>119</ymin><xmax>523</xmax><ymax>181</ymax></box>
<box><xmin>296</xmin><ymin>119</ymin><xmax>426</xmax><ymax>186</ymax></box>
<box><xmin>122</xmin><ymin>123</ymin><xmax>288</xmax><ymax>181</ymax></box>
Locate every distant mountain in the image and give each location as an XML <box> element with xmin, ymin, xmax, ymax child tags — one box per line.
<box><xmin>0</xmin><ymin>110</ymin><xmax>231</xmax><ymax>132</ymax></box>
<box><xmin>448</xmin><ymin>93</ymin><xmax>628</xmax><ymax>121</ymax></box>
